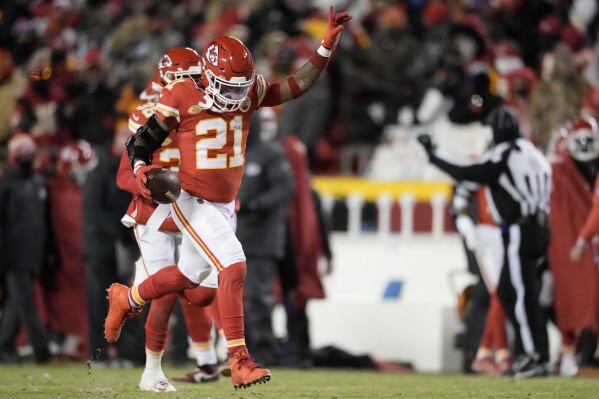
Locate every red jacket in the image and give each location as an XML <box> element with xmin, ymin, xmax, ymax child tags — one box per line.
<box><xmin>283</xmin><ymin>136</ymin><xmax>325</xmax><ymax>306</ymax></box>
<box><xmin>548</xmin><ymin>155</ymin><xmax>599</xmax><ymax>332</ymax></box>
<box><xmin>43</xmin><ymin>173</ymin><xmax>88</xmax><ymax>358</ymax></box>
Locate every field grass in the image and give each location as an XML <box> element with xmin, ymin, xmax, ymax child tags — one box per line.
<box><xmin>0</xmin><ymin>362</ymin><xmax>597</xmax><ymax>399</ymax></box>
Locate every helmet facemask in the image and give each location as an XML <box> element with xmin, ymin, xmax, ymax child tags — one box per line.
<box><xmin>568</xmin><ymin>128</ymin><xmax>599</xmax><ymax>162</ymax></box>
<box><xmin>161</xmin><ymin>65</ymin><xmax>202</xmax><ymax>85</ymax></box>
<box><xmin>202</xmin><ymin>64</ymin><xmax>254</xmax><ymax>113</ymax></box>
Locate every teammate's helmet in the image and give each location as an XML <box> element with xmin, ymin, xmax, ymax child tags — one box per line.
<box><xmin>57</xmin><ymin>140</ymin><xmax>98</xmax><ymax>186</ymax></box>
<box><xmin>140</xmin><ymin>73</ymin><xmax>162</xmax><ymax>103</ymax></box>
<box><xmin>485</xmin><ymin>106</ymin><xmax>521</xmax><ymax>145</ymax></box>
<box><xmin>157</xmin><ymin>47</ymin><xmax>202</xmax><ymax>85</ymax></box>
<box><xmin>564</xmin><ymin>117</ymin><xmax>599</xmax><ymax>162</ymax></box>
<box><xmin>201</xmin><ymin>36</ymin><xmax>255</xmax><ymax>113</ymax></box>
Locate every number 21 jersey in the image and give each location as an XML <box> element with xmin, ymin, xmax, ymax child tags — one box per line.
<box><xmin>154</xmin><ymin>76</ymin><xmax>276</xmax><ymax>203</ymax></box>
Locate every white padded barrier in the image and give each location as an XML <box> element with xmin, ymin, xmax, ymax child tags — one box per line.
<box><xmin>273</xmin><ymin>233</ymin><xmax>469</xmax><ymax>372</ymax></box>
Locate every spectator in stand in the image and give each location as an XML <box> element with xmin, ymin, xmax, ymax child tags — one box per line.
<box><xmin>12</xmin><ymin>48</ymin><xmax>75</xmax><ymax>161</ymax></box>
<box><xmin>280</xmin><ymin>135</ymin><xmax>332</xmax><ymax>368</ymax></box>
<box><xmin>548</xmin><ymin>117</ymin><xmax>599</xmax><ymax>377</ymax></box>
<box><xmin>43</xmin><ymin>140</ymin><xmax>98</xmax><ymax>360</ymax></box>
<box><xmin>275</xmin><ymin>33</ymin><xmax>334</xmax><ymax>170</ymax></box>
<box><xmin>529</xmin><ymin>42</ymin><xmax>588</xmax><ymax>151</ymax></box>
<box><xmin>83</xmin><ymin>120</ymin><xmax>142</xmax><ymax>365</ymax></box>
<box><xmin>236</xmin><ymin>112</ymin><xmax>295</xmax><ymax>367</ymax></box>
<box><xmin>68</xmin><ymin>53</ymin><xmax>117</xmax><ymax>147</ymax></box>
<box><xmin>448</xmin><ymin>66</ymin><xmax>503</xmax><ymax>125</ymax></box>
<box><xmin>492</xmin><ymin>41</ymin><xmax>538</xmax><ymax>142</ymax></box>
<box><xmin>348</xmin><ymin>3</ymin><xmax>421</xmax><ymax>143</ymax></box>
<box><xmin>0</xmin><ymin>133</ymin><xmax>52</xmax><ymax>364</ymax></box>
<box><xmin>0</xmin><ymin>49</ymin><xmax>27</xmax><ymax>145</ymax></box>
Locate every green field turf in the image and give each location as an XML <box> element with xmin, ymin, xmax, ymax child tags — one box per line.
<box><xmin>0</xmin><ymin>363</ymin><xmax>596</xmax><ymax>398</ymax></box>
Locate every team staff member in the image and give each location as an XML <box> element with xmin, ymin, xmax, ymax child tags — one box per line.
<box><xmin>418</xmin><ymin>106</ymin><xmax>552</xmax><ymax>378</ymax></box>
<box><xmin>236</xmin><ymin>112</ymin><xmax>295</xmax><ymax>367</ymax></box>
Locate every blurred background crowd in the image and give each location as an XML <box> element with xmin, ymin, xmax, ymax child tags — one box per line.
<box><xmin>1</xmin><ymin>0</ymin><xmax>599</xmax><ymax>376</ymax></box>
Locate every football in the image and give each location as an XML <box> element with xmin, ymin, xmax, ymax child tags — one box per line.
<box><xmin>145</xmin><ymin>168</ymin><xmax>181</xmax><ymax>204</ymax></box>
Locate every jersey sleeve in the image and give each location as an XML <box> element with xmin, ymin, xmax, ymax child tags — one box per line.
<box><xmin>128</xmin><ymin>109</ymin><xmax>143</xmax><ymax>134</ymax></box>
<box><xmin>116</xmin><ymin>149</ymin><xmax>138</xmax><ymax>195</ymax></box>
<box><xmin>155</xmin><ymin>81</ymin><xmax>183</xmax><ymax>123</ymax></box>
<box><xmin>128</xmin><ymin>104</ymin><xmax>154</xmax><ymax>134</ymax></box>
<box><xmin>255</xmin><ymin>74</ymin><xmax>282</xmax><ymax>108</ymax></box>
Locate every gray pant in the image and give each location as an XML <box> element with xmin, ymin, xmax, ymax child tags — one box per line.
<box><xmin>243</xmin><ymin>256</ymin><xmax>278</xmax><ymax>366</ymax></box>
<box><xmin>0</xmin><ymin>271</ymin><xmax>50</xmax><ymax>362</ymax></box>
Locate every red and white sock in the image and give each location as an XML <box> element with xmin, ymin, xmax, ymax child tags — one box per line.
<box><xmin>217</xmin><ymin>262</ymin><xmax>248</xmax><ymax>357</ymax></box>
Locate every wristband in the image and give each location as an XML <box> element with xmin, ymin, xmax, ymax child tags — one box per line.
<box><xmin>309</xmin><ymin>51</ymin><xmax>329</xmax><ymax>70</ymax></box>
<box><xmin>317</xmin><ymin>45</ymin><xmax>333</xmax><ymax>58</ymax></box>
<box><xmin>286</xmin><ymin>76</ymin><xmax>303</xmax><ymax>99</ymax></box>
<box><xmin>133</xmin><ymin>160</ymin><xmax>146</xmax><ymax>176</ymax></box>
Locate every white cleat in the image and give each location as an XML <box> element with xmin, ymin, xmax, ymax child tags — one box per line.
<box><xmin>559</xmin><ymin>352</ymin><xmax>579</xmax><ymax>377</ymax></box>
<box><xmin>139</xmin><ymin>371</ymin><xmax>176</xmax><ymax>392</ymax></box>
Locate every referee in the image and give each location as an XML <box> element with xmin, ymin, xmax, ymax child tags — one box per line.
<box><xmin>418</xmin><ymin>106</ymin><xmax>551</xmax><ymax>378</ymax></box>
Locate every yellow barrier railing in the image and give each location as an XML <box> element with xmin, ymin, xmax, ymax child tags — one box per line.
<box><xmin>312</xmin><ymin>177</ymin><xmax>453</xmax><ymax>202</ymax></box>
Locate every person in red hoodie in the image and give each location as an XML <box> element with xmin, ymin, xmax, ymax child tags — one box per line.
<box><xmin>115</xmin><ymin>48</ymin><xmax>222</xmax><ymax>392</ymax></box>
<box><xmin>44</xmin><ymin>140</ymin><xmax>97</xmax><ymax>360</ymax></box>
<box><xmin>280</xmin><ymin>135</ymin><xmax>332</xmax><ymax>368</ymax></box>
<box><xmin>549</xmin><ymin>116</ymin><xmax>599</xmax><ymax>376</ymax></box>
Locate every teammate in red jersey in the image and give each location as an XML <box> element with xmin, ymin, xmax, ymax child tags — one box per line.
<box><xmin>106</xmin><ymin>6</ymin><xmax>352</xmax><ymax>389</ymax></box>
<box><xmin>116</xmin><ymin>48</ymin><xmax>224</xmax><ymax>392</ymax></box>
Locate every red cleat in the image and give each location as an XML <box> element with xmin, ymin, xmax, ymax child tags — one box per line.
<box><xmin>472</xmin><ymin>357</ymin><xmax>498</xmax><ymax>375</ymax></box>
<box><xmin>172</xmin><ymin>364</ymin><xmax>220</xmax><ymax>383</ymax></box>
<box><xmin>104</xmin><ymin>283</ymin><xmax>137</xmax><ymax>343</ymax></box>
<box><xmin>230</xmin><ymin>348</ymin><xmax>271</xmax><ymax>389</ymax></box>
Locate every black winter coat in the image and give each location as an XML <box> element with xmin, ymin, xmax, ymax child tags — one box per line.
<box><xmin>236</xmin><ymin>136</ymin><xmax>295</xmax><ymax>259</ymax></box>
<box><xmin>0</xmin><ymin>166</ymin><xmax>47</xmax><ymax>274</ymax></box>
<box><xmin>82</xmin><ymin>146</ymin><xmax>133</xmax><ymax>258</ymax></box>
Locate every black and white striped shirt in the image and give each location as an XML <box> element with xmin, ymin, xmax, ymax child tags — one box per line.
<box><xmin>430</xmin><ymin>138</ymin><xmax>552</xmax><ymax>225</ymax></box>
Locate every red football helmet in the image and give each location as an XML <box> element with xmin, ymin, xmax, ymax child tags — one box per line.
<box><xmin>140</xmin><ymin>73</ymin><xmax>162</xmax><ymax>103</ymax></box>
<box><xmin>57</xmin><ymin>140</ymin><xmax>98</xmax><ymax>185</ymax></box>
<box><xmin>157</xmin><ymin>47</ymin><xmax>202</xmax><ymax>85</ymax></box>
<box><xmin>201</xmin><ymin>36</ymin><xmax>255</xmax><ymax>113</ymax></box>
<box><xmin>552</xmin><ymin>117</ymin><xmax>599</xmax><ymax>162</ymax></box>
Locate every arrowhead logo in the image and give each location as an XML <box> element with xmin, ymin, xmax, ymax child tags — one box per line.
<box><xmin>159</xmin><ymin>55</ymin><xmax>173</xmax><ymax>69</ymax></box>
<box><xmin>206</xmin><ymin>44</ymin><xmax>219</xmax><ymax>67</ymax></box>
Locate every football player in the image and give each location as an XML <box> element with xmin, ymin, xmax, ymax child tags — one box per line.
<box><xmin>106</xmin><ymin>6</ymin><xmax>352</xmax><ymax>389</ymax></box>
<box><xmin>116</xmin><ymin>48</ymin><xmax>224</xmax><ymax>392</ymax></box>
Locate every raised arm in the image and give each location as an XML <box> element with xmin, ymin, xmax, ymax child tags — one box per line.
<box><xmin>417</xmin><ymin>134</ymin><xmax>508</xmax><ymax>184</ymax></box>
<box><xmin>278</xmin><ymin>6</ymin><xmax>352</xmax><ymax>104</ymax></box>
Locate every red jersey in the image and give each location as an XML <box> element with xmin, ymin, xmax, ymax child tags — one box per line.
<box><xmin>116</xmin><ymin>102</ymin><xmax>180</xmax><ymax>231</ymax></box>
<box><xmin>154</xmin><ymin>74</ymin><xmax>279</xmax><ymax>203</ymax></box>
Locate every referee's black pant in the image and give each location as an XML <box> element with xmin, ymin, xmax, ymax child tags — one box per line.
<box><xmin>497</xmin><ymin>217</ymin><xmax>550</xmax><ymax>363</ymax></box>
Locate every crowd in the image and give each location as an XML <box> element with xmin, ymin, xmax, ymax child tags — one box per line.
<box><xmin>0</xmin><ymin>0</ymin><xmax>599</xmax><ymax>385</ymax></box>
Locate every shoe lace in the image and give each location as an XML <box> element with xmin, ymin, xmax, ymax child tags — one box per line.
<box><xmin>235</xmin><ymin>354</ymin><xmax>260</xmax><ymax>372</ymax></box>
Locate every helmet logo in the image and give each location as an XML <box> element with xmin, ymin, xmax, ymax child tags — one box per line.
<box><xmin>206</xmin><ymin>44</ymin><xmax>219</xmax><ymax>67</ymax></box>
<box><xmin>159</xmin><ymin>55</ymin><xmax>173</xmax><ymax>69</ymax></box>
